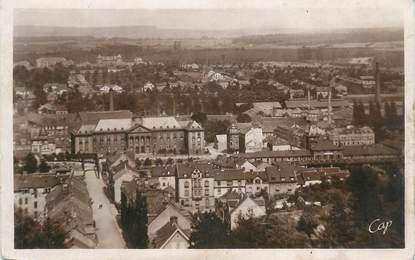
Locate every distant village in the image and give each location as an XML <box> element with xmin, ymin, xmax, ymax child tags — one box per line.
<box><xmin>13</xmin><ymin>53</ymin><xmax>404</xmax><ymax>249</ymax></box>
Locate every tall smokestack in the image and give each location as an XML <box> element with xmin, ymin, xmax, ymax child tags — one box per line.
<box><xmin>171</xmin><ymin>94</ymin><xmax>176</xmax><ymax>116</ymax></box>
<box><xmin>109</xmin><ymin>88</ymin><xmax>114</xmax><ymax>111</ymax></box>
<box><xmin>375</xmin><ymin>61</ymin><xmax>381</xmax><ymax>105</ymax></box>
<box><xmin>328</xmin><ymin>77</ymin><xmax>336</xmax><ymax>126</ymax></box>
<box><xmin>307</xmin><ymin>86</ymin><xmax>311</xmax><ymax>110</ymax></box>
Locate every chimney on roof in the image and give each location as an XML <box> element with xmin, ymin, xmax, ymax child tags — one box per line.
<box><xmin>170</xmin><ymin>216</ymin><xmax>178</xmax><ymax>225</ymax></box>
<box><xmin>109</xmin><ymin>88</ymin><xmax>114</xmax><ymax>111</ymax></box>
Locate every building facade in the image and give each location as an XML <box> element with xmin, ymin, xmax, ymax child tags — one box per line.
<box><xmin>330</xmin><ymin>126</ymin><xmax>375</xmax><ymax>146</ymax></box>
<box><xmin>175</xmin><ymin>163</ymin><xmax>215</xmax><ymax>212</ymax></box>
<box><xmin>72</xmin><ymin>111</ymin><xmax>204</xmax><ymax>156</ymax></box>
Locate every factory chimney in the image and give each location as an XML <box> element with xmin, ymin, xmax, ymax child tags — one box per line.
<box><xmin>109</xmin><ymin>88</ymin><xmax>114</xmax><ymax>111</ymax></box>
<box><xmin>328</xmin><ymin>76</ymin><xmax>336</xmax><ymax>126</ymax></box>
<box><xmin>374</xmin><ymin>61</ymin><xmax>381</xmax><ymax>105</ymax></box>
<box><xmin>307</xmin><ymin>86</ymin><xmax>311</xmax><ymax>110</ymax></box>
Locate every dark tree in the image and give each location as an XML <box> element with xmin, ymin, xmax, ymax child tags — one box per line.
<box><xmin>143</xmin><ymin>158</ymin><xmax>152</xmax><ymax>166</ymax></box>
<box><xmin>24</xmin><ymin>153</ymin><xmax>38</xmax><ymax>173</ymax></box>
<box><xmin>236</xmin><ymin>113</ymin><xmax>252</xmax><ymax>123</ymax></box>
<box><xmin>320</xmin><ymin>190</ymin><xmax>356</xmax><ymax>247</ymax></box>
<box><xmin>130</xmin><ymin>191</ymin><xmax>148</xmax><ymax>248</ymax></box>
<box><xmin>190</xmin><ymin>212</ymin><xmax>230</xmax><ymax>248</ymax></box>
<box><xmin>38</xmin><ymin>160</ymin><xmax>50</xmax><ymax>173</ymax></box>
<box><xmin>155</xmin><ymin>158</ymin><xmax>163</xmax><ymax>166</ymax></box>
<box><xmin>346</xmin><ymin>166</ymin><xmax>383</xmax><ymax>227</ymax></box>
<box><xmin>230</xmin><ymin>215</ymin><xmax>309</xmax><ymax>248</ymax></box>
<box><xmin>14</xmin><ymin>209</ymin><xmax>67</xmax><ymax>249</ymax></box>
<box><xmin>191</xmin><ymin>111</ymin><xmax>207</xmax><ymax>126</ymax></box>
<box><xmin>297</xmin><ymin>210</ymin><xmax>318</xmax><ymax>238</ymax></box>
<box><xmin>204</xmin><ymin>119</ymin><xmax>231</xmax><ymax>143</ymax></box>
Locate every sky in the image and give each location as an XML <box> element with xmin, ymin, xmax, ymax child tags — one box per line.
<box><xmin>14</xmin><ymin>8</ymin><xmax>403</xmax><ymax>31</ymax></box>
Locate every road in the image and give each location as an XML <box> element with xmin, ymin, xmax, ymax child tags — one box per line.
<box><xmin>84</xmin><ymin>165</ymin><xmax>126</xmax><ymax>248</ymax></box>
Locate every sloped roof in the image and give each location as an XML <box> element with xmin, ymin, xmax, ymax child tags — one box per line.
<box><xmin>310</xmin><ymin>140</ymin><xmax>343</xmax><ymax>151</ymax></box>
<box><xmin>265</xmin><ymin>163</ymin><xmax>298</xmax><ymax>183</ymax></box>
<box><xmin>343</xmin><ymin>144</ymin><xmax>400</xmax><ymax>156</ymax></box>
<box><xmin>78</xmin><ymin>110</ymin><xmax>132</xmax><ymax>125</ymax></box>
<box><xmin>113</xmin><ymin>162</ymin><xmax>139</xmax><ymax>180</ymax></box>
<box><xmin>141</xmin><ymin>116</ymin><xmax>182</xmax><ymax>130</ymax></box>
<box><xmin>151</xmin><ymin>166</ymin><xmax>176</xmax><ymax>178</ymax></box>
<box><xmin>14</xmin><ymin>174</ymin><xmax>67</xmax><ymax>191</ymax></box>
<box><xmin>237</xmin><ymin>149</ymin><xmax>311</xmax><ymax>159</ymax></box>
<box><xmin>285</xmin><ymin>99</ymin><xmax>350</xmax><ymax>109</ymax></box>
<box><xmin>214</xmin><ymin>169</ymin><xmax>249</xmax><ymax>181</ymax></box>
<box><xmin>152</xmin><ymin>222</ymin><xmax>190</xmax><ymax>248</ymax></box>
<box><xmin>95</xmin><ymin>118</ymin><xmax>132</xmax><ymax>132</ymax></box>
<box><xmin>107</xmin><ymin>151</ymin><xmax>135</xmax><ymax>166</ymax></box>
<box><xmin>176</xmin><ymin>163</ymin><xmax>216</xmax><ymax>179</ymax></box>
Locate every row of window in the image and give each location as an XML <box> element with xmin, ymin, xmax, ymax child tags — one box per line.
<box><xmin>18</xmin><ymin>198</ymin><xmax>38</xmax><ymax>208</ymax></box>
<box><xmin>183</xmin><ymin>180</ymin><xmax>210</xmax><ymax>188</ymax></box>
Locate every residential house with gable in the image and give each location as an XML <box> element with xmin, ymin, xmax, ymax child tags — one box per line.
<box><xmin>175</xmin><ymin>163</ymin><xmax>215</xmax><ymax>212</ymax></box>
<box><xmin>266</xmin><ymin>162</ymin><xmax>298</xmax><ymax>197</ymax></box>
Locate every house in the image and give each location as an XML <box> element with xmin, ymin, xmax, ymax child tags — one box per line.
<box><xmin>245</xmin><ymin>171</ymin><xmax>269</xmax><ymax>195</ymax></box>
<box><xmin>251</xmin><ymin>161</ymin><xmax>271</xmax><ymax>172</ymax></box>
<box><xmin>217</xmin><ymin>190</ymin><xmax>245</xmax><ymax>210</ymax></box>
<box><xmin>229</xmin><ymin>196</ymin><xmax>266</xmax><ymax>230</ymax></box>
<box><xmin>106</xmin><ymin>151</ymin><xmax>136</xmax><ymax>169</ymax></box>
<box><xmin>36</xmin><ymin>57</ymin><xmax>73</xmax><ymax>68</ymax></box>
<box><xmin>150</xmin><ymin>166</ymin><xmax>176</xmax><ymax>190</ymax></box>
<box><xmin>309</xmin><ymin>140</ymin><xmax>344</xmax><ymax>161</ymax></box>
<box><xmin>316</xmin><ymin>87</ymin><xmax>329</xmax><ymax>98</ymax></box>
<box><xmin>38</xmin><ymin>103</ymin><xmax>68</xmax><ymax>115</ymax></box>
<box><xmin>112</xmin><ymin>162</ymin><xmax>141</xmax><ymax>204</ymax></box>
<box><xmin>266</xmin><ymin>163</ymin><xmax>298</xmax><ymax>197</ymax></box>
<box><xmin>296</xmin><ymin>167</ymin><xmax>350</xmax><ymax>187</ymax></box>
<box><xmin>213</xmin><ymin>169</ymin><xmax>249</xmax><ymax>198</ymax></box>
<box><xmin>134</xmin><ymin>57</ymin><xmax>145</xmax><ymax>64</ymax></box>
<box><xmin>143</xmin><ymin>81</ymin><xmax>155</xmax><ymax>92</ymax></box>
<box><xmin>175</xmin><ymin>163</ymin><xmax>215</xmax><ymax>212</ymax></box>
<box><xmin>14</xmin><ymin>174</ymin><xmax>68</xmax><ymax>221</ymax></box>
<box><xmin>97</xmin><ymin>54</ymin><xmax>123</xmax><ymax>66</ymax></box>
<box><xmin>148</xmin><ymin>202</ymin><xmax>192</xmax><ymax>248</ymax></box>
<box><xmin>227</xmin><ymin>123</ymin><xmax>263</xmax><ymax>153</ymax></box>
<box><xmin>150</xmin><ymin>217</ymin><xmax>191</xmax><ymax>249</ymax></box>
<box><xmin>265</xmin><ymin>136</ymin><xmax>301</xmax><ymax>151</ymax></box>
<box><xmin>360</xmin><ymin>75</ymin><xmax>376</xmax><ymax>89</ymax></box>
<box><xmin>46</xmin><ymin>177</ymin><xmax>97</xmax><ymax>248</ymax></box>
<box><xmin>214</xmin><ymin>134</ymin><xmax>227</xmax><ymax>152</ymax></box>
<box><xmin>31</xmin><ymin>136</ymin><xmax>57</xmax><ymax>155</ymax></box>
<box><xmin>237</xmin><ymin>160</ymin><xmax>257</xmax><ymax>172</ymax></box>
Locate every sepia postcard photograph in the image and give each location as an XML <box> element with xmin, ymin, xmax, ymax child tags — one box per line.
<box><xmin>1</xmin><ymin>0</ymin><xmax>414</xmax><ymax>259</ymax></box>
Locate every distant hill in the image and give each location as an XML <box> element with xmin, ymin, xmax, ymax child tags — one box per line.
<box><xmin>232</xmin><ymin>28</ymin><xmax>403</xmax><ymax>46</ymax></box>
<box><xmin>16</xmin><ymin>25</ymin><xmax>398</xmax><ymax>40</ymax></box>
